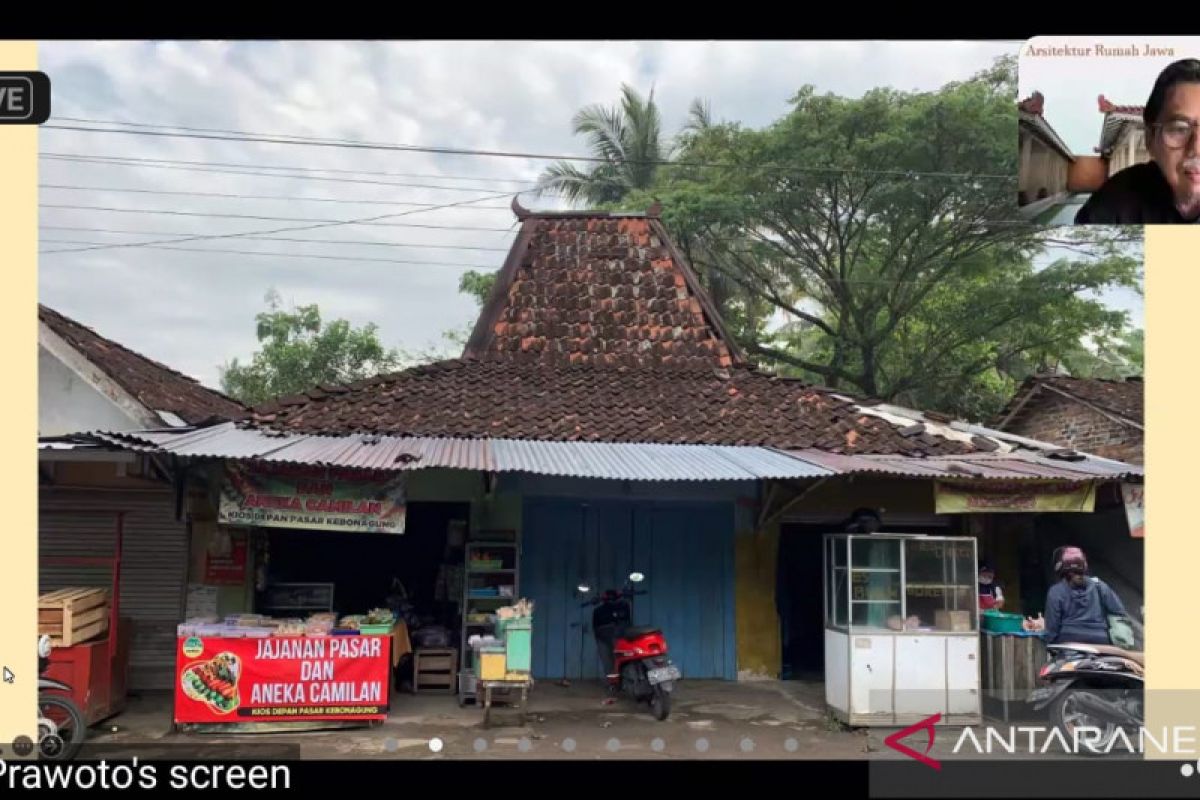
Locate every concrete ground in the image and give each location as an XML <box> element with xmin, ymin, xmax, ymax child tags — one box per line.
<box><xmin>81</xmin><ymin>680</ymin><xmax>876</xmax><ymax>760</ymax></box>
<box><xmin>78</xmin><ymin>681</ymin><xmax>1111</xmax><ymax>762</ymax></box>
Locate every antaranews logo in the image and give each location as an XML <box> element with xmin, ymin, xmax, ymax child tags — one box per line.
<box><xmin>884</xmin><ymin>713</ymin><xmax>942</xmax><ymax>770</ymax></box>
<box><xmin>0</xmin><ymin>72</ymin><xmax>50</xmax><ymax>124</ymax></box>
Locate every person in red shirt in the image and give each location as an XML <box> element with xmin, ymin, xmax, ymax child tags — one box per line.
<box><xmin>978</xmin><ymin>561</ymin><xmax>1005</xmax><ymax>610</ymax></box>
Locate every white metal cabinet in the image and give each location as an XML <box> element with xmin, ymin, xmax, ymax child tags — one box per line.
<box><xmin>895</xmin><ymin>635</ymin><xmax>946</xmax><ymax>719</ymax></box>
<box><xmin>824</xmin><ymin>629</ymin><xmax>850</xmax><ymax>712</ymax></box>
<box><xmin>849</xmin><ymin>635</ymin><xmax>894</xmax><ymax>720</ymax></box>
<box><xmin>946</xmin><ymin>635</ymin><xmax>982</xmax><ymax>720</ymax></box>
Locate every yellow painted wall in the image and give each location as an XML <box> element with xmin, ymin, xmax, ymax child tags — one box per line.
<box><xmin>735</xmin><ymin>511</ymin><xmax>782</xmax><ymax>680</ymax></box>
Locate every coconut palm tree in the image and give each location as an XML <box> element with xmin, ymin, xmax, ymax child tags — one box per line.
<box><xmin>538</xmin><ymin>84</ymin><xmax>669</xmax><ymax>205</ymax></box>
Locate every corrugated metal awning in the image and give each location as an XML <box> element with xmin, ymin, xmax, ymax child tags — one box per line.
<box><xmin>788</xmin><ymin>450</ymin><xmax>1142</xmax><ymax>482</ymax></box>
<box><xmin>60</xmin><ymin>424</ymin><xmax>1139</xmax><ymax>484</ymax></box>
<box><xmin>82</xmin><ymin>424</ymin><xmax>831</xmax><ymax>482</ymax></box>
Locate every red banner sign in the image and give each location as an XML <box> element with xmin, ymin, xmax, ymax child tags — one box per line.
<box><xmin>174</xmin><ymin>635</ymin><xmax>390</xmax><ymax>724</ymax></box>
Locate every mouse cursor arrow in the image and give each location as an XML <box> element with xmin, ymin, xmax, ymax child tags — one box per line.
<box><xmin>2</xmin><ymin>667</ymin><xmax>14</xmax><ymax>684</ymax></box>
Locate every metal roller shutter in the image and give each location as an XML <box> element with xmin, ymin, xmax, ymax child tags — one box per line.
<box><xmin>39</xmin><ymin>488</ymin><xmax>188</xmax><ymax>691</ymax></box>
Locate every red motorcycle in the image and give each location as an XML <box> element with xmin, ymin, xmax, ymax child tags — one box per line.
<box><xmin>579</xmin><ymin>572</ymin><xmax>679</xmax><ymax>720</ymax></box>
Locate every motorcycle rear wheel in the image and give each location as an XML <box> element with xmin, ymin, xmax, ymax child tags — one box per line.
<box><xmin>38</xmin><ymin>694</ymin><xmax>86</xmax><ymax>761</ymax></box>
<box><xmin>1049</xmin><ymin>690</ymin><xmax>1125</xmax><ymax>757</ymax></box>
<box><xmin>650</xmin><ymin>685</ymin><xmax>671</xmax><ymax>721</ymax></box>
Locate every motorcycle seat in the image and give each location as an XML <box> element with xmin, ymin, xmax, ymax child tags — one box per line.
<box><xmin>1056</xmin><ymin>642</ymin><xmax>1144</xmax><ymax>666</ymax></box>
<box><xmin>621</xmin><ymin>625</ymin><xmax>661</xmax><ymax>639</ymax></box>
<box><xmin>1090</xmin><ymin>644</ymin><xmax>1144</xmax><ymax>666</ymax></box>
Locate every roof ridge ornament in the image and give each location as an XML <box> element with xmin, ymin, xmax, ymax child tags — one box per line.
<box><xmin>512</xmin><ymin>194</ymin><xmax>532</xmax><ymax>221</ymax></box>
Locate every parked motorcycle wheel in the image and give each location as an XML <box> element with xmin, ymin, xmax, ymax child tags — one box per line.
<box><xmin>38</xmin><ymin>694</ymin><xmax>86</xmax><ymax>761</ymax></box>
<box><xmin>650</xmin><ymin>685</ymin><xmax>671</xmax><ymax>721</ymax></box>
<box><xmin>1048</xmin><ymin>689</ymin><xmax>1123</xmax><ymax>756</ymax></box>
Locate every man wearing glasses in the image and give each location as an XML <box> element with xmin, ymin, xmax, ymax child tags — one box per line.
<box><xmin>1076</xmin><ymin>59</ymin><xmax>1200</xmax><ymax>224</ymax></box>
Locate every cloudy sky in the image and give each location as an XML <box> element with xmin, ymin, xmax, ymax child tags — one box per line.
<box><xmin>1019</xmin><ymin>35</ymin><xmax>1200</xmax><ymax>152</ymax></box>
<box><xmin>38</xmin><ymin>40</ymin><xmax>1140</xmax><ymax>389</ymax></box>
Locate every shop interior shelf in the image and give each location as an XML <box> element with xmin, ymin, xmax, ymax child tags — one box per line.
<box><xmin>462</xmin><ymin>537</ymin><xmax>520</xmax><ymax>687</ymax></box>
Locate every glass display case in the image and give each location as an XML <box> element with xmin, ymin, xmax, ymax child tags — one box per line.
<box><xmin>823</xmin><ymin>534</ymin><xmax>981</xmax><ymax>726</ymax></box>
<box><xmin>826</xmin><ymin>535</ymin><xmax>977</xmax><ymax>633</ymax></box>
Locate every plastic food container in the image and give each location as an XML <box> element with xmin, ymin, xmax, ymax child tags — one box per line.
<box><xmin>480</xmin><ymin>645</ymin><xmax>507</xmax><ymax>680</ymax></box>
<box><xmin>981</xmin><ymin>610</ymin><xmax>1025</xmax><ymax>634</ymax></box>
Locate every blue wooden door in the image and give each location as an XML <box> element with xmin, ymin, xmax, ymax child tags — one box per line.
<box><xmin>522</xmin><ymin>498</ymin><xmax>735</xmax><ymax>680</ymax></box>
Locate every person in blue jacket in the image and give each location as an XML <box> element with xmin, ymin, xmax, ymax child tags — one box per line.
<box><xmin>1043</xmin><ymin>546</ymin><xmax>1127</xmax><ymax>645</ymax></box>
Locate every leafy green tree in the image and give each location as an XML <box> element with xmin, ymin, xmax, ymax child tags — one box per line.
<box><xmin>457</xmin><ymin>270</ymin><xmax>496</xmax><ymax>306</ymax></box>
<box><xmin>1055</xmin><ymin>328</ymin><xmax>1144</xmax><ymax>380</ymax></box>
<box><xmin>220</xmin><ymin>290</ymin><xmax>403</xmax><ymax>405</ymax></box>
<box><xmin>620</xmin><ymin>55</ymin><xmax>1143</xmax><ymax>420</ymax></box>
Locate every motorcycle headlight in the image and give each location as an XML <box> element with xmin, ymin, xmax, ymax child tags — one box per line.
<box><xmin>38</xmin><ymin>635</ymin><xmax>52</xmax><ymax>659</ymax></box>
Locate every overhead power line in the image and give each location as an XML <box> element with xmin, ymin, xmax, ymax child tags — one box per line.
<box><xmin>39</xmin><ymin>225</ymin><xmax>511</xmax><ymax>251</ymax></box>
<box><xmin>40</xmin><ymin>183</ymin><xmax>513</xmax><ymax>210</ymax></box>
<box><xmin>44</xmin><ymin>118</ymin><xmax>1017</xmax><ymax>181</ymax></box>
<box><xmin>39</xmin><ymin>204</ymin><xmax>517</xmax><ymax>233</ymax></box>
<box><xmin>38</xmin><ymin>237</ymin><xmax>499</xmax><ymax>268</ymax></box>
<box><xmin>41</xmin><ymin>150</ymin><xmax>539</xmax><ymax>185</ymax></box>
<box><xmin>40</xmin><ymin>187</ymin><xmax>523</xmax><ymax>255</ymax></box>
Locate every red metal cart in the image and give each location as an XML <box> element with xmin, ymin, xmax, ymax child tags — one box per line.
<box><xmin>40</xmin><ymin>509</ymin><xmax>131</xmax><ymax>726</ymax></box>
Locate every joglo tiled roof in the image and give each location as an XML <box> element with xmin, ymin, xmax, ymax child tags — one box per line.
<box><xmin>462</xmin><ymin>207</ymin><xmax>740</xmax><ymax>370</ymax></box>
<box><xmin>241</xmin><ymin>206</ymin><xmax>1096</xmax><ymax>458</ymax></box>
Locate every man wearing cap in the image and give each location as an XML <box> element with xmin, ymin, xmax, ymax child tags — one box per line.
<box><xmin>1043</xmin><ymin>546</ymin><xmax>1128</xmax><ymax>645</ymax></box>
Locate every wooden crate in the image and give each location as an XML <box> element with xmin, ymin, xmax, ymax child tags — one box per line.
<box><xmin>413</xmin><ymin>648</ymin><xmax>457</xmax><ymax>694</ymax></box>
<box><xmin>38</xmin><ymin>588</ymin><xmax>109</xmax><ymax>646</ymax></box>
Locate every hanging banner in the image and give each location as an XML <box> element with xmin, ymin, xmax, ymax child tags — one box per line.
<box><xmin>934</xmin><ymin>481</ymin><xmax>1096</xmax><ymax>514</ymax></box>
<box><xmin>174</xmin><ymin>634</ymin><xmax>390</xmax><ymax>724</ymax></box>
<box><xmin>1121</xmin><ymin>482</ymin><xmax>1145</xmax><ymax>538</ymax></box>
<box><xmin>218</xmin><ymin>462</ymin><xmax>406</xmax><ymax>534</ymax></box>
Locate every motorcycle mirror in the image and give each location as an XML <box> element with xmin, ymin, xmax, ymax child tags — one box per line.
<box><xmin>629</xmin><ymin>572</ymin><xmax>645</xmax><ymax>583</ymax></box>
<box><xmin>37</xmin><ymin>634</ymin><xmax>51</xmax><ymax>659</ymax></box>
<box><xmin>577</xmin><ymin>584</ymin><xmax>591</xmax><ymax>594</ymax></box>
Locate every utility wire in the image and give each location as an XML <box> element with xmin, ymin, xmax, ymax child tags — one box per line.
<box><xmin>44</xmin><ymin>118</ymin><xmax>1017</xmax><ymax>181</ymax></box>
<box><xmin>42</xmin><ymin>154</ymin><xmax>540</xmax><ymax>192</ymax></box>
<box><xmin>39</xmin><ymin>225</ymin><xmax>511</xmax><ymax>251</ymax></box>
<box><xmin>39</xmin><ymin>204</ymin><xmax>517</xmax><ymax>233</ymax></box>
<box><xmin>40</xmin><ymin>183</ymin><xmax>513</xmax><ymax>210</ymax></box>
<box><xmin>38</xmin><ymin>238</ymin><xmax>498</xmax><ymax>268</ymax></box>
<box><xmin>41</xmin><ymin>186</ymin><xmax>522</xmax><ymax>254</ymax></box>
<box><xmin>41</xmin><ymin>150</ymin><xmax>539</xmax><ymax>185</ymax></box>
